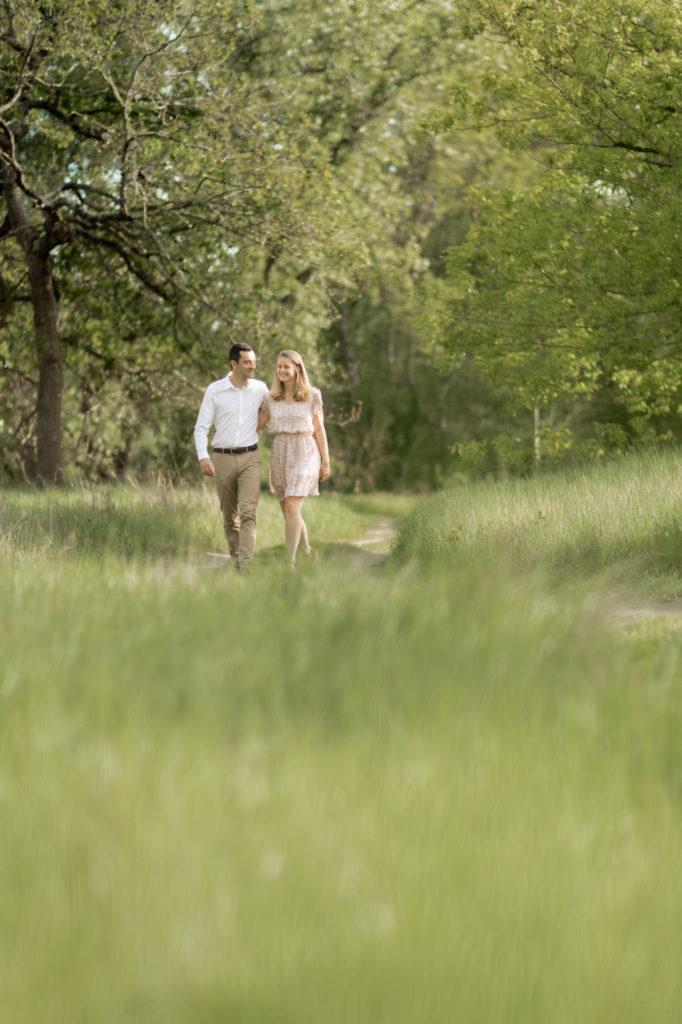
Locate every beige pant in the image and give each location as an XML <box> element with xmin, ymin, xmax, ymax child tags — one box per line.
<box><xmin>213</xmin><ymin>450</ymin><xmax>261</xmax><ymax>566</ymax></box>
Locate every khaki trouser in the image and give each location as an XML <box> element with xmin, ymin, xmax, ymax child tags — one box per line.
<box><xmin>213</xmin><ymin>450</ymin><xmax>261</xmax><ymax>567</ymax></box>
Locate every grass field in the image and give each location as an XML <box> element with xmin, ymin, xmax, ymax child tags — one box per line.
<box><xmin>394</xmin><ymin>449</ymin><xmax>682</xmax><ymax>598</ymax></box>
<box><xmin>0</xmin><ymin>483</ymin><xmax>406</xmax><ymax>561</ymax></box>
<box><xmin>2</xmin><ymin>455</ymin><xmax>682</xmax><ymax>1022</ymax></box>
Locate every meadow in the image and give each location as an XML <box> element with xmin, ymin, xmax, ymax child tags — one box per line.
<box><xmin>2</xmin><ymin>452</ymin><xmax>682</xmax><ymax>1023</ymax></box>
<box><xmin>395</xmin><ymin>450</ymin><xmax>682</xmax><ymax>597</ymax></box>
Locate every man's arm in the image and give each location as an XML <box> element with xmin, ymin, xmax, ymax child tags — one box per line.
<box><xmin>194</xmin><ymin>387</ymin><xmax>216</xmax><ymax>476</ymax></box>
<box><xmin>257</xmin><ymin>389</ymin><xmax>270</xmax><ymax>432</ymax></box>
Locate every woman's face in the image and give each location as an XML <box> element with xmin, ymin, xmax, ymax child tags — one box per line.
<box><xmin>277</xmin><ymin>357</ymin><xmax>297</xmax><ymax>384</ymax></box>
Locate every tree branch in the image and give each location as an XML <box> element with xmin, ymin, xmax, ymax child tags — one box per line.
<box><xmin>72</xmin><ymin>224</ymin><xmax>172</xmax><ymax>301</ymax></box>
<box><xmin>25</xmin><ymin>99</ymin><xmax>107</xmax><ymax>141</ymax></box>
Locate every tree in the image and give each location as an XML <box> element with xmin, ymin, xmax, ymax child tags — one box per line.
<box><xmin>2</xmin><ymin>0</ymin><xmax>483</xmax><ymax>486</ymax></box>
<box><xmin>433</xmin><ymin>0</ymin><xmax>682</xmax><ymax>460</ymax></box>
<box><xmin>0</xmin><ymin>0</ymin><xmax>339</xmax><ymax>482</ymax></box>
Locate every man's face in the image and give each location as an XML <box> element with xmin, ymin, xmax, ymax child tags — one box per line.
<box><xmin>232</xmin><ymin>350</ymin><xmax>257</xmax><ymax>378</ymax></box>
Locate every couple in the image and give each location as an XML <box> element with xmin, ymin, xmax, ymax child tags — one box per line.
<box><xmin>194</xmin><ymin>343</ymin><xmax>331</xmax><ymax>571</ymax></box>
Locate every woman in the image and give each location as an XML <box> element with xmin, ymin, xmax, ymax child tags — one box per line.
<box><xmin>258</xmin><ymin>350</ymin><xmax>331</xmax><ymax>567</ymax></box>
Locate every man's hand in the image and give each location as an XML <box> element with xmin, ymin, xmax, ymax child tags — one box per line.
<box><xmin>199</xmin><ymin>458</ymin><xmax>216</xmax><ymax>477</ymax></box>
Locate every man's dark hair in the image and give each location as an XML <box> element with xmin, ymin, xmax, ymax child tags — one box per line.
<box><xmin>229</xmin><ymin>342</ymin><xmax>254</xmax><ymax>366</ymax></box>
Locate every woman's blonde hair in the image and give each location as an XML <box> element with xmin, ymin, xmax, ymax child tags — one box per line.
<box><xmin>271</xmin><ymin>349</ymin><xmax>312</xmax><ymax>402</ymax></box>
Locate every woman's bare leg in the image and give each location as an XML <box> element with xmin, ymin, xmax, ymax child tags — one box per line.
<box><xmin>283</xmin><ymin>497</ymin><xmax>305</xmax><ymax>565</ymax></box>
<box><xmin>280</xmin><ymin>498</ymin><xmax>310</xmax><ymax>551</ymax></box>
<box><xmin>280</xmin><ymin>497</ymin><xmax>311</xmax><ymax>561</ymax></box>
<box><xmin>300</xmin><ymin>517</ymin><xmax>311</xmax><ymax>554</ymax></box>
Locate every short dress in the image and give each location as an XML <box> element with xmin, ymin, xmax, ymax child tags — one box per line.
<box><xmin>264</xmin><ymin>388</ymin><xmax>323</xmax><ymax>499</ymax></box>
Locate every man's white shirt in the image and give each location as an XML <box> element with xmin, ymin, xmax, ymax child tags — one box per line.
<box><xmin>194</xmin><ymin>374</ymin><xmax>269</xmax><ymax>460</ymax></box>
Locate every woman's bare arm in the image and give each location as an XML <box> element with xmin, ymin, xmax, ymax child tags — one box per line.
<box><xmin>313</xmin><ymin>408</ymin><xmax>330</xmax><ymax>481</ymax></box>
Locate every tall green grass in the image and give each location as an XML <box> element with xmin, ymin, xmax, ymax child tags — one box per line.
<box><xmin>2</xmin><ymin>471</ymin><xmax>682</xmax><ymax>1022</ymax></box>
<box><xmin>0</xmin><ymin>484</ymin><xmax>399</xmax><ymax>561</ymax></box>
<box><xmin>394</xmin><ymin>449</ymin><xmax>682</xmax><ymax>596</ymax></box>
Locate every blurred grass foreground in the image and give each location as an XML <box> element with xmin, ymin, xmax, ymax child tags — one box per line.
<box><xmin>2</xmin><ymin>452</ymin><xmax>682</xmax><ymax>1023</ymax></box>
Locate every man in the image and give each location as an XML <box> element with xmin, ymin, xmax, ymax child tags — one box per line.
<box><xmin>194</xmin><ymin>343</ymin><xmax>269</xmax><ymax>571</ymax></box>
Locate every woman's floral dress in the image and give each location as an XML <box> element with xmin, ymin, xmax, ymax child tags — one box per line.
<box><xmin>264</xmin><ymin>388</ymin><xmax>323</xmax><ymax>498</ymax></box>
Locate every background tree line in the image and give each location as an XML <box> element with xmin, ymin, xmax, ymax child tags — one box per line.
<box><xmin>2</xmin><ymin>0</ymin><xmax>681</xmax><ymax>488</ymax></box>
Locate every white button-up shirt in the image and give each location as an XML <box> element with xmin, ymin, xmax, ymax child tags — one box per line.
<box><xmin>194</xmin><ymin>374</ymin><xmax>269</xmax><ymax>460</ymax></box>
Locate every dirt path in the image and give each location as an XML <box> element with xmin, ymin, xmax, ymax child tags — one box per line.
<box><xmin>202</xmin><ymin>517</ymin><xmax>398</xmax><ymax>570</ymax></box>
<box><xmin>607</xmin><ymin>599</ymin><xmax>682</xmax><ymax>625</ymax></box>
<box><xmin>347</xmin><ymin>519</ymin><xmax>396</xmax><ymax>552</ymax></box>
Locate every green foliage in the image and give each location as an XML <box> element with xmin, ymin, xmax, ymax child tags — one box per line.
<box><xmin>4</xmin><ymin>0</ymin><xmax>682</xmax><ymax>484</ymax></box>
<box><xmin>432</xmin><ymin>0</ymin><xmax>682</xmax><ymax>465</ymax></box>
<box><xmin>1</xmin><ymin>0</ymin><xmax>472</xmax><ymax>484</ymax></box>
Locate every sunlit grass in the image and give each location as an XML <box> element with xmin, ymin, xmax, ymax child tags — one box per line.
<box><xmin>394</xmin><ymin>449</ymin><xmax>682</xmax><ymax>596</ymax></box>
<box><xmin>0</xmin><ymin>484</ymin><xmax>409</xmax><ymax>562</ymax></box>
<box><xmin>2</xmin><ymin>473</ymin><xmax>682</xmax><ymax>1021</ymax></box>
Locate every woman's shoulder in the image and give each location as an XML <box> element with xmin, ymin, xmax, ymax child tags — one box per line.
<box><xmin>310</xmin><ymin>386</ymin><xmax>323</xmax><ymax>403</ymax></box>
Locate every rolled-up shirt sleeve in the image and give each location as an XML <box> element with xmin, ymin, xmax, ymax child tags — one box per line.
<box><xmin>194</xmin><ymin>387</ymin><xmax>214</xmax><ymax>461</ymax></box>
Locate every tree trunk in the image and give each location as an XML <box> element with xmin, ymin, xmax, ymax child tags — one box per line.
<box><xmin>28</xmin><ymin>250</ymin><xmax>63</xmax><ymax>485</ymax></box>
<box><xmin>2</xmin><ymin>165</ymin><xmax>64</xmax><ymax>484</ymax></box>
<box><xmin>332</xmin><ymin>302</ymin><xmax>359</xmax><ymax>396</ymax></box>
<box><xmin>533</xmin><ymin>403</ymin><xmax>542</xmax><ymax>469</ymax></box>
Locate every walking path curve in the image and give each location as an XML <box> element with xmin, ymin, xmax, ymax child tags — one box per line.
<box><xmin>608</xmin><ymin>599</ymin><xmax>682</xmax><ymax>625</ymax></box>
<box><xmin>202</xmin><ymin>517</ymin><xmax>398</xmax><ymax>570</ymax></box>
